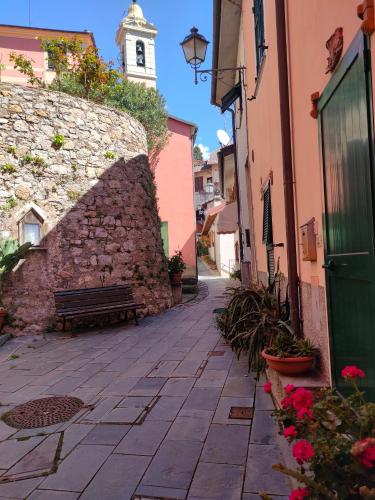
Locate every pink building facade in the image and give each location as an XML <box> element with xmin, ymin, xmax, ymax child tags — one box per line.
<box><xmin>155</xmin><ymin>116</ymin><xmax>197</xmax><ymax>279</ymax></box>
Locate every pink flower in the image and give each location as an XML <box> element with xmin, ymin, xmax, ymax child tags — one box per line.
<box><xmin>281</xmin><ymin>396</ymin><xmax>293</xmax><ymax>409</ymax></box>
<box><xmin>290</xmin><ymin>488</ymin><xmax>310</xmax><ymax>500</ymax></box>
<box><xmin>292</xmin><ymin>440</ymin><xmax>315</xmax><ymax>465</ymax></box>
<box><xmin>285</xmin><ymin>384</ymin><xmax>295</xmax><ymax>394</ymax></box>
<box><xmin>263</xmin><ymin>381</ymin><xmax>272</xmax><ymax>394</ymax></box>
<box><xmin>283</xmin><ymin>425</ymin><xmax>298</xmax><ymax>439</ymax></box>
<box><xmin>291</xmin><ymin>388</ymin><xmax>313</xmax><ymax>410</ymax></box>
<box><xmin>297</xmin><ymin>407</ymin><xmax>314</xmax><ymax>420</ymax></box>
<box><xmin>341</xmin><ymin>365</ymin><xmax>365</xmax><ymax>380</ymax></box>
<box><xmin>352</xmin><ymin>438</ymin><xmax>375</xmax><ymax>469</ymax></box>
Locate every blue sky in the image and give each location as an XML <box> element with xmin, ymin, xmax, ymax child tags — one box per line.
<box><xmin>1</xmin><ymin>0</ymin><xmax>228</xmax><ymax>157</ymax></box>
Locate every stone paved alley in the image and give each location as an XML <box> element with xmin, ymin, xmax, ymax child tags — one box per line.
<box><xmin>0</xmin><ymin>268</ymin><xmax>289</xmax><ymax>499</ymax></box>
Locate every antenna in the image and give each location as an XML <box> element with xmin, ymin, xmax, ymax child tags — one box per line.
<box><xmin>216</xmin><ymin>129</ymin><xmax>231</xmax><ymax>146</ymax></box>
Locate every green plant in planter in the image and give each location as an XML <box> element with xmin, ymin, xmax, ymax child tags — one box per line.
<box><xmin>215</xmin><ymin>274</ymin><xmax>291</xmax><ymax>374</ymax></box>
<box><xmin>52</xmin><ymin>134</ymin><xmax>65</xmax><ymax>149</ymax></box>
<box><xmin>168</xmin><ymin>250</ymin><xmax>186</xmax><ymax>275</ymax></box>
<box><xmin>265</xmin><ymin>331</ymin><xmax>317</xmax><ymax>358</ymax></box>
<box><xmin>104</xmin><ymin>151</ymin><xmax>116</xmax><ymax>160</ymax></box>
<box><xmin>1</xmin><ymin>163</ymin><xmax>16</xmax><ymax>174</ymax></box>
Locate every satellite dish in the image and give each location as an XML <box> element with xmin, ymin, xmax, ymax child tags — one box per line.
<box><xmin>217</xmin><ymin>129</ymin><xmax>231</xmax><ymax>146</ymax></box>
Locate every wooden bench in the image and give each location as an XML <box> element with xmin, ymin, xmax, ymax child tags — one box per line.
<box><xmin>54</xmin><ymin>285</ymin><xmax>144</xmax><ymax>331</ymax></box>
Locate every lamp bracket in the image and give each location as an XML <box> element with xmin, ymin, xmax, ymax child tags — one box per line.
<box><xmin>193</xmin><ymin>66</ymin><xmax>246</xmax><ymax>85</ymax></box>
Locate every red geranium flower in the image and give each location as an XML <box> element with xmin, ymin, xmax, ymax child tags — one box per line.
<box><xmin>285</xmin><ymin>384</ymin><xmax>295</xmax><ymax>394</ymax></box>
<box><xmin>263</xmin><ymin>381</ymin><xmax>272</xmax><ymax>394</ymax></box>
<box><xmin>281</xmin><ymin>396</ymin><xmax>293</xmax><ymax>409</ymax></box>
<box><xmin>290</xmin><ymin>487</ymin><xmax>310</xmax><ymax>500</ymax></box>
<box><xmin>283</xmin><ymin>425</ymin><xmax>298</xmax><ymax>439</ymax></box>
<box><xmin>292</xmin><ymin>440</ymin><xmax>315</xmax><ymax>465</ymax></box>
<box><xmin>352</xmin><ymin>438</ymin><xmax>375</xmax><ymax>469</ymax></box>
<box><xmin>341</xmin><ymin>365</ymin><xmax>365</xmax><ymax>380</ymax></box>
<box><xmin>297</xmin><ymin>407</ymin><xmax>314</xmax><ymax>420</ymax></box>
<box><xmin>292</xmin><ymin>388</ymin><xmax>314</xmax><ymax>410</ymax></box>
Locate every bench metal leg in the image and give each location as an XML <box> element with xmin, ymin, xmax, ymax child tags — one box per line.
<box><xmin>63</xmin><ymin>317</ymin><xmax>66</xmax><ymax>332</ymax></box>
<box><xmin>124</xmin><ymin>311</ymin><xmax>128</xmax><ymax>322</ymax></box>
<box><xmin>133</xmin><ymin>309</ymin><xmax>139</xmax><ymax>325</ymax></box>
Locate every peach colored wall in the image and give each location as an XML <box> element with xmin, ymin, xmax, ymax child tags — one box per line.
<box><xmin>154</xmin><ymin>117</ymin><xmax>197</xmax><ymax>276</ymax></box>
<box><xmin>242</xmin><ymin>0</ymin><xmax>362</xmax><ymax>382</ymax></box>
<box><xmin>0</xmin><ymin>36</ymin><xmax>46</xmax><ymax>84</ymax></box>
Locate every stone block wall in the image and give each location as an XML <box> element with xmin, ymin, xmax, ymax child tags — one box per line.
<box><xmin>0</xmin><ymin>83</ymin><xmax>172</xmax><ymax>335</ymax></box>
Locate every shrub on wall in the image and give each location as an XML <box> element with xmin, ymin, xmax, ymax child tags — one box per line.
<box><xmin>10</xmin><ymin>37</ymin><xmax>169</xmax><ymax>153</ymax></box>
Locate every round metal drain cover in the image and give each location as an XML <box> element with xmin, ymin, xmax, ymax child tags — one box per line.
<box><xmin>2</xmin><ymin>396</ymin><xmax>84</xmax><ymax>429</ymax></box>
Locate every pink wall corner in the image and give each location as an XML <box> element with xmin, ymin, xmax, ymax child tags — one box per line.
<box><xmin>154</xmin><ymin>117</ymin><xmax>197</xmax><ymax>274</ymax></box>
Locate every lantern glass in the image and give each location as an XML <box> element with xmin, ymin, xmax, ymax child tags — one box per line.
<box><xmin>181</xmin><ymin>28</ymin><xmax>209</xmax><ymax>67</ymax></box>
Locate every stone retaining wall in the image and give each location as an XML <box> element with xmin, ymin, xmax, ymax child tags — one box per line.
<box><xmin>0</xmin><ymin>83</ymin><xmax>172</xmax><ymax>335</ymax></box>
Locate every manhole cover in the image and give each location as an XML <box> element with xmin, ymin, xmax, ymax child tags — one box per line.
<box><xmin>2</xmin><ymin>396</ymin><xmax>84</xmax><ymax>429</ymax></box>
<box><xmin>208</xmin><ymin>351</ymin><xmax>225</xmax><ymax>357</ymax></box>
<box><xmin>229</xmin><ymin>406</ymin><xmax>254</xmax><ymax>420</ymax></box>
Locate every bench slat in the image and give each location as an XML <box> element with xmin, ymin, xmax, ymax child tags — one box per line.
<box><xmin>56</xmin><ymin>295</ymin><xmax>134</xmax><ymax>309</ymax></box>
<box><xmin>59</xmin><ymin>303</ymin><xmax>144</xmax><ymax>318</ymax></box>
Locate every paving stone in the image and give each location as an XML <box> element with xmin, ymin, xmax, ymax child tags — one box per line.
<box><xmin>201</xmin><ymin>424</ymin><xmax>249</xmax><ymax>465</ymax></box>
<box><xmin>123</xmin><ymin>362</ymin><xmax>156</xmax><ymax>377</ymax></box>
<box><xmin>115</xmin><ymin>420</ymin><xmax>170</xmax><ymax>455</ymax></box>
<box><xmin>165</xmin><ymin>416</ymin><xmax>210</xmax><ymax>442</ymax></box>
<box><xmin>142</xmin><ymin>440</ymin><xmax>202</xmax><ymax>490</ymax></box>
<box><xmin>135</xmin><ymin>484</ymin><xmax>187</xmax><ymax>499</ymax></box>
<box><xmin>80</xmin><ymin>454</ymin><xmax>151</xmax><ymax>500</ymax></box>
<box><xmin>102</xmin><ymin>358</ymin><xmax>136</xmax><ymax>372</ymax></box>
<box><xmin>159</xmin><ymin>378</ymin><xmax>195</xmax><ymax>397</ymax></box>
<box><xmin>244</xmin><ymin>444</ymin><xmax>290</xmax><ymax>495</ymax></box>
<box><xmin>80</xmin><ymin>372</ymin><xmax>115</xmax><ymax>389</ymax></box>
<box><xmin>160</xmin><ymin>348</ymin><xmax>191</xmax><ymax>361</ymax></box>
<box><xmin>46</xmin><ymin>376</ymin><xmax>91</xmax><ymax>395</ymax></box>
<box><xmin>172</xmin><ymin>359</ymin><xmax>203</xmax><ymax>377</ymax></box>
<box><xmin>40</xmin><ymin>445</ymin><xmax>113</xmax><ymax>492</ymax></box>
<box><xmin>147</xmin><ymin>361</ymin><xmax>180</xmax><ymax>378</ymax></box>
<box><xmin>255</xmin><ymin>386</ymin><xmax>275</xmax><ymax>410</ymax></box>
<box><xmin>242</xmin><ymin>495</ymin><xmax>288</xmax><ymax>500</ymax></box>
<box><xmin>0</xmin><ymin>374</ymin><xmax>30</xmax><ymax>392</ymax></box>
<box><xmin>0</xmin><ymin>421</ymin><xmax>16</xmax><ymax>441</ymax></box>
<box><xmin>100</xmin><ymin>407</ymin><xmax>143</xmax><ymax>424</ymax></box>
<box><xmin>195</xmin><ymin>369</ymin><xmax>228</xmax><ymax>388</ymax></box>
<box><xmin>250</xmin><ymin>411</ymin><xmax>277</xmax><ymax>445</ymax></box>
<box><xmin>28</xmin><ymin>491</ymin><xmax>79</xmax><ymax>500</ymax></box>
<box><xmin>81</xmin><ymin>424</ymin><xmax>130</xmax><ymax>445</ymax></box>
<box><xmin>6</xmin><ymin>433</ymin><xmax>61</xmax><ymax>477</ymax></box>
<box><xmin>222</xmin><ymin>376</ymin><xmax>256</xmax><ymax>397</ymax></box>
<box><xmin>0</xmin><ymin>477</ymin><xmax>44</xmax><ymax>498</ymax></box>
<box><xmin>146</xmin><ymin>396</ymin><xmax>185</xmax><ymax>421</ymax></box>
<box><xmin>61</xmin><ymin>424</ymin><xmax>94</xmax><ymax>459</ymax></box>
<box><xmin>100</xmin><ymin>377</ymin><xmax>140</xmax><ymax>396</ymax></box>
<box><xmin>187</xmin><ymin>462</ymin><xmax>244</xmax><ymax>500</ymax></box>
<box><xmin>178</xmin><ymin>408</ymin><xmax>214</xmax><ymax>420</ymax></box>
<box><xmin>80</xmin><ymin>397</ymin><xmax>122</xmax><ymax>423</ymax></box>
<box><xmin>128</xmin><ymin>377</ymin><xmax>167</xmax><ymax>396</ymax></box>
<box><xmin>213</xmin><ymin>397</ymin><xmax>254</xmax><ymax>425</ymax></box>
<box><xmin>182</xmin><ymin>387</ymin><xmax>221</xmax><ymax>411</ymax></box>
<box><xmin>118</xmin><ymin>396</ymin><xmax>153</xmax><ymax>408</ymax></box>
<box><xmin>0</xmin><ymin>436</ymin><xmax>44</xmax><ymax>469</ymax></box>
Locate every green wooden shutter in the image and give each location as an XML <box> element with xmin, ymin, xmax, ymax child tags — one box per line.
<box><xmin>161</xmin><ymin>221</ymin><xmax>169</xmax><ymax>257</ymax></box>
<box><xmin>262</xmin><ymin>184</ymin><xmax>275</xmax><ymax>284</ymax></box>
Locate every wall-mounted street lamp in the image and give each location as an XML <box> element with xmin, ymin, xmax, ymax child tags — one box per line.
<box><xmin>180</xmin><ymin>27</ymin><xmax>245</xmax><ymax>85</ymax></box>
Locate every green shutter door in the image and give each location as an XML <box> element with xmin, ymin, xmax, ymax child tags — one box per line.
<box><xmin>161</xmin><ymin>221</ymin><xmax>169</xmax><ymax>257</ymax></box>
<box><xmin>319</xmin><ymin>33</ymin><xmax>375</xmax><ymax>399</ymax></box>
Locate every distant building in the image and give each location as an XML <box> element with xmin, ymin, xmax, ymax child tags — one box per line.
<box><xmin>0</xmin><ymin>24</ymin><xmax>95</xmax><ymax>85</ymax></box>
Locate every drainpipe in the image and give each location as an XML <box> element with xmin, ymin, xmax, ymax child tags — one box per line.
<box><xmin>275</xmin><ymin>0</ymin><xmax>301</xmax><ymax>337</ymax></box>
<box><xmin>228</xmin><ymin>107</ymin><xmax>244</xmax><ymax>262</ymax></box>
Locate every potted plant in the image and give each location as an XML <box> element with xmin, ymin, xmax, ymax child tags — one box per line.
<box><xmin>215</xmin><ymin>273</ymin><xmax>291</xmax><ymax>374</ymax></box>
<box><xmin>0</xmin><ymin>238</ymin><xmax>31</xmax><ymax>332</ymax></box>
<box><xmin>168</xmin><ymin>250</ymin><xmax>186</xmax><ymax>285</ymax></box>
<box><xmin>262</xmin><ymin>331</ymin><xmax>317</xmax><ymax>376</ymax></box>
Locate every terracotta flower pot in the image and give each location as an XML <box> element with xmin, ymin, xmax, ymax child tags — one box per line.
<box><xmin>262</xmin><ymin>350</ymin><xmax>314</xmax><ymax>376</ymax></box>
<box><xmin>170</xmin><ymin>271</ymin><xmax>183</xmax><ymax>285</ymax></box>
<box><xmin>0</xmin><ymin>308</ymin><xmax>7</xmax><ymax>333</ymax></box>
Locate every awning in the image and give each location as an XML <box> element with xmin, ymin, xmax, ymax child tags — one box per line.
<box><xmin>217</xmin><ymin>202</ymin><xmax>238</xmax><ymax>234</ymax></box>
<box><xmin>201</xmin><ymin>203</ymin><xmax>226</xmax><ymax>236</ymax></box>
<box><xmin>201</xmin><ymin>202</ymin><xmax>238</xmax><ymax>236</ymax></box>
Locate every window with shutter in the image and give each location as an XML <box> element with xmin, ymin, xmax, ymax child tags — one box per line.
<box><xmin>253</xmin><ymin>0</ymin><xmax>266</xmax><ymax>75</ymax></box>
<box><xmin>262</xmin><ymin>184</ymin><xmax>275</xmax><ymax>284</ymax></box>
<box><xmin>195</xmin><ymin>176</ymin><xmax>204</xmax><ymax>192</ymax></box>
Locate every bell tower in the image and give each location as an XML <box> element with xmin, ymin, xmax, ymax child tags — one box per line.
<box><xmin>116</xmin><ymin>0</ymin><xmax>158</xmax><ymax>88</ymax></box>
